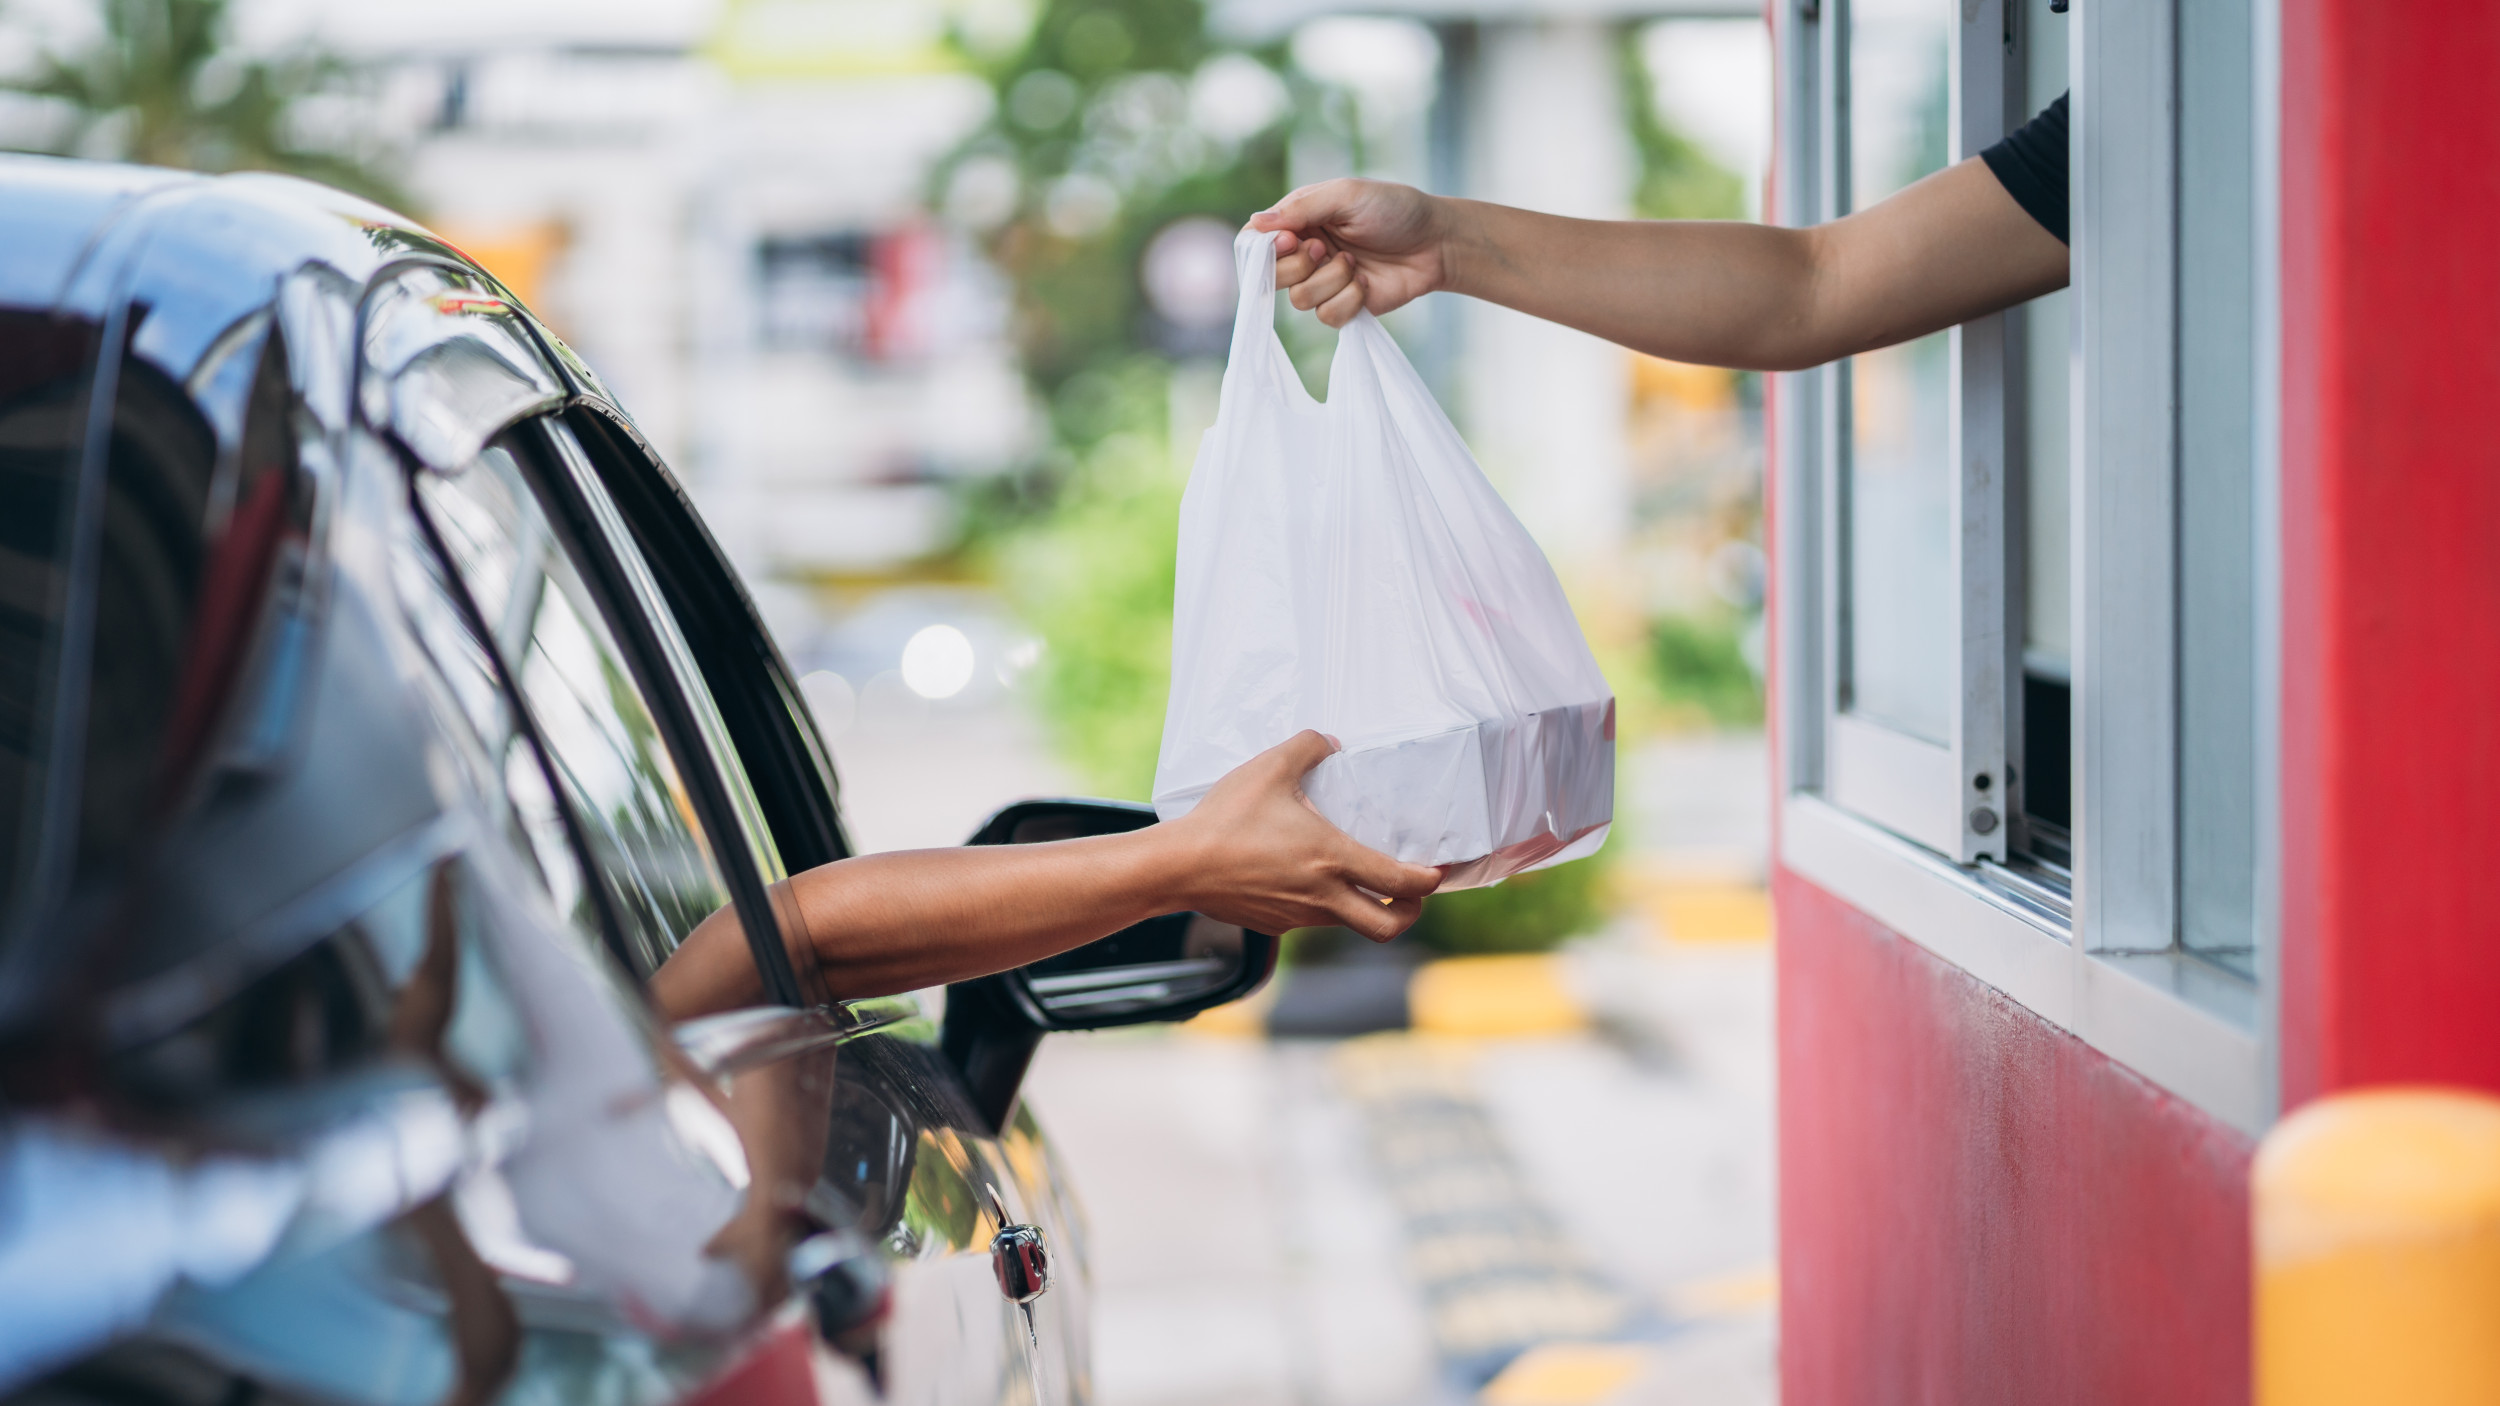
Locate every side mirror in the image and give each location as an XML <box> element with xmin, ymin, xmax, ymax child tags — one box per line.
<box><xmin>940</xmin><ymin>799</ymin><xmax>1279</xmax><ymax>1132</ymax></box>
<box><xmin>970</xmin><ymin>800</ymin><xmax>1280</xmax><ymax>1030</ymax></box>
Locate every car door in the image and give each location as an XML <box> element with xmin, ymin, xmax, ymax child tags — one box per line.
<box><xmin>552</xmin><ymin>404</ymin><xmax>1092</xmax><ymax>1406</ymax></box>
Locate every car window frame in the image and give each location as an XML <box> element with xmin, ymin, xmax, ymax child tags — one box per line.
<box><xmin>560</xmin><ymin>402</ymin><xmax>852</xmax><ymax>876</ymax></box>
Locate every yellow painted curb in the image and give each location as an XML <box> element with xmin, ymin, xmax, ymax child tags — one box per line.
<box><xmin>1409</xmin><ymin>954</ymin><xmax>1585</xmax><ymax>1038</ymax></box>
<box><xmin>2256</xmin><ymin>1087</ymin><xmax>2500</xmax><ymax>1406</ymax></box>
<box><xmin>1664</xmin><ymin>1263</ymin><xmax>1777</xmax><ymax>1319</ymax></box>
<box><xmin>1648</xmin><ymin>882</ymin><xmax>1771</xmax><ymax>944</ymax></box>
<box><xmin>1480</xmin><ymin>1343</ymin><xmax>1649</xmax><ymax>1406</ymax></box>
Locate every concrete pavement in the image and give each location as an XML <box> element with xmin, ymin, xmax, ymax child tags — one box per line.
<box><xmin>1023</xmin><ymin>922</ymin><xmax>1775</xmax><ymax>1406</ymax></box>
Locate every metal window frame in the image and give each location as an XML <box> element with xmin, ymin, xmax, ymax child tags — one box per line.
<box><xmin>1774</xmin><ymin>0</ymin><xmax>2274</xmax><ymax>1135</ymax></box>
<box><xmin>1810</xmin><ymin>0</ymin><xmax>2017</xmax><ymax>864</ymax></box>
<box><xmin>2073</xmin><ymin>0</ymin><xmax>2176</xmax><ymax>960</ymax></box>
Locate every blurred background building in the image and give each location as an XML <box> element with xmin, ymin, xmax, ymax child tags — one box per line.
<box><xmin>0</xmin><ymin>0</ymin><xmax>1771</xmax><ymax>723</ymax></box>
<box><xmin>1</xmin><ymin>0</ymin><xmax>1779</xmax><ymax>1399</ymax></box>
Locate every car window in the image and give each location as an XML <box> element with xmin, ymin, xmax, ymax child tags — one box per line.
<box><xmin>0</xmin><ymin>309</ymin><xmax>102</xmax><ymax>936</ymax></box>
<box><xmin>2</xmin><ymin>307</ymin><xmax>310</xmax><ymax>943</ymax></box>
<box><xmin>416</xmin><ymin>433</ymin><xmax>734</xmax><ymax>982</ymax></box>
<box><xmin>388</xmin><ymin>491</ymin><xmax>609</xmax><ymax>968</ymax></box>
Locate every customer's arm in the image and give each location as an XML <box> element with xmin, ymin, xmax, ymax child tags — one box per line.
<box><xmin>651</xmin><ymin>731</ymin><xmax>1440</xmax><ymax>1019</ymax></box>
<box><xmin>1251</xmin><ymin>158</ymin><xmax>2067</xmax><ymax>372</ymax></box>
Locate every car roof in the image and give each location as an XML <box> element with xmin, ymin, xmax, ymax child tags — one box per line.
<box><xmin>0</xmin><ymin>154</ymin><xmax>453</xmax><ymax>317</ymax></box>
<box><xmin>0</xmin><ymin>156</ymin><xmax>190</xmax><ymax>311</ymax></box>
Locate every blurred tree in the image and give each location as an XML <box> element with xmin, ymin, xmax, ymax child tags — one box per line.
<box><xmin>1648</xmin><ymin>610</ymin><xmax>1763</xmax><ymax>727</ymax></box>
<box><xmin>1620</xmin><ymin>31</ymin><xmax>1744</xmax><ymax>222</ymax></box>
<box><xmin>941</xmin><ymin>0</ymin><xmax>1301</xmax><ymax>392</ymax></box>
<box><xmin>943</xmin><ymin>0</ymin><xmax>1309</xmax><ymax>795</ymax></box>
<box><xmin>1</xmin><ymin>0</ymin><xmax>411</xmax><ymax>210</ymax></box>
<box><xmin>1619</xmin><ymin>32</ymin><xmax>1763</xmax><ymax>743</ymax></box>
<box><xmin>991</xmin><ymin>359</ymin><xmax>1182</xmax><ymax>799</ymax></box>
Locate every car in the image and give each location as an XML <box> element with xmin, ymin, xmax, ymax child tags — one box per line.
<box><xmin>0</xmin><ymin>154</ymin><xmax>1276</xmax><ymax>1405</ymax></box>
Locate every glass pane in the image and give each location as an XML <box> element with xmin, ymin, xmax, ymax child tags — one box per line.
<box><xmin>2177</xmin><ymin>0</ymin><xmax>2257</xmax><ymax>979</ymax></box>
<box><xmin>2021</xmin><ymin>0</ymin><xmax>2072</xmax><ymax>676</ymax></box>
<box><xmin>419</xmin><ymin>437</ymin><xmax>734</xmax><ymax>981</ymax></box>
<box><xmin>0</xmin><ymin>311</ymin><xmax>100</xmax><ymax>932</ymax></box>
<box><xmin>1848</xmin><ymin>0</ymin><xmax>1949</xmax><ymax>211</ymax></box>
<box><xmin>78</xmin><ymin>347</ymin><xmax>226</xmax><ymax>893</ymax></box>
<box><xmin>543</xmin><ymin>422</ymin><xmax>786</xmax><ymax>886</ymax></box>
<box><xmin>2023</xmin><ymin>289</ymin><xmax>2070</xmax><ymax>671</ymax></box>
<box><xmin>1843</xmin><ymin>0</ymin><xmax>1954</xmax><ymax>744</ymax></box>
<box><xmin>389</xmin><ymin>503</ymin><xmax>604</xmax><ymax>953</ymax></box>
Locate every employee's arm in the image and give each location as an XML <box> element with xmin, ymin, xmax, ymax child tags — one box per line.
<box><xmin>650</xmin><ymin>730</ymin><xmax>1440</xmax><ymax>1019</ymax></box>
<box><xmin>1251</xmin><ymin>158</ymin><xmax>2068</xmax><ymax>373</ymax></box>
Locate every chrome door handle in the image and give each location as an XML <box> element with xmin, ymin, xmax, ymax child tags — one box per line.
<box><xmin>990</xmin><ymin>1224</ymin><xmax>1049</xmax><ymax>1303</ymax></box>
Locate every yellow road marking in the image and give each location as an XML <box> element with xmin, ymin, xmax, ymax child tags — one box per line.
<box><xmin>1664</xmin><ymin>1263</ymin><xmax>1777</xmax><ymax>1319</ymax></box>
<box><xmin>1480</xmin><ymin>1343</ymin><xmax>1650</xmax><ymax>1406</ymax></box>
<box><xmin>1638</xmin><ymin>881</ymin><xmax>1771</xmax><ymax>944</ymax></box>
<box><xmin>1409</xmin><ymin>954</ymin><xmax>1585</xmax><ymax>1037</ymax></box>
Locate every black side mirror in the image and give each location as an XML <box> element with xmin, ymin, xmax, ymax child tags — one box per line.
<box><xmin>940</xmin><ymin>799</ymin><xmax>1279</xmax><ymax>1132</ymax></box>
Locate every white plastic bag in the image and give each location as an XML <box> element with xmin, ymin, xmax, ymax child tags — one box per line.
<box><xmin>1151</xmin><ymin>229</ymin><xmax>1615</xmax><ymax>890</ymax></box>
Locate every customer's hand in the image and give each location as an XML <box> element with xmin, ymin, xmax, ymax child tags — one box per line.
<box><xmin>1250</xmin><ymin>178</ymin><xmax>1452</xmax><ymax>327</ymax></box>
<box><xmin>1163</xmin><ymin>730</ymin><xmax>1443</xmax><ymax>941</ymax></box>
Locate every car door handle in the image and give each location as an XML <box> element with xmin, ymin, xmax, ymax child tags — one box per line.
<box><xmin>990</xmin><ymin>1224</ymin><xmax>1049</xmax><ymax>1303</ymax></box>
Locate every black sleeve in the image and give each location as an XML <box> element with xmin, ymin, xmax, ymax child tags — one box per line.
<box><xmin>1979</xmin><ymin>92</ymin><xmax>2069</xmax><ymax>246</ymax></box>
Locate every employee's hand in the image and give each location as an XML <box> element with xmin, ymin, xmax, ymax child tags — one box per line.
<box><xmin>1164</xmin><ymin>730</ymin><xmax>1444</xmax><ymax>941</ymax></box>
<box><xmin>1252</xmin><ymin>178</ymin><xmax>1452</xmax><ymax>327</ymax></box>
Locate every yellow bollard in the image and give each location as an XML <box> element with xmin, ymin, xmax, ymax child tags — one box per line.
<box><xmin>2255</xmin><ymin>1087</ymin><xmax>2500</xmax><ymax>1405</ymax></box>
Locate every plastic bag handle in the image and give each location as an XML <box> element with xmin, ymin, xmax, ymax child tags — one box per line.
<box><xmin>1227</xmin><ymin>227</ymin><xmax>1309</xmax><ymax>400</ymax></box>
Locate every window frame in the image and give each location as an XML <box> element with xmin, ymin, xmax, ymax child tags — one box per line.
<box><xmin>1804</xmin><ymin>0</ymin><xmax>2019</xmax><ymax>865</ymax></box>
<box><xmin>1772</xmin><ymin>0</ymin><xmax>2273</xmax><ymax>1133</ymax></box>
<box><xmin>561</xmin><ymin>401</ymin><xmax>854</xmax><ymax>877</ymax></box>
<box><xmin>533</xmin><ymin>417</ymin><xmax>792</xmax><ymax>893</ymax></box>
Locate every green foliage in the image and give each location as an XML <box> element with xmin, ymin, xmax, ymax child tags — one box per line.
<box><xmin>1408</xmin><ymin>851</ymin><xmax>1609</xmax><ymax>956</ymax></box>
<box><xmin>995</xmin><ymin>358</ymin><xmax>1182</xmax><ymax>797</ymax></box>
<box><xmin>1648</xmin><ymin>611</ymin><xmax>1763</xmax><ymax>727</ymax></box>
<box><xmin>1</xmin><ymin>0</ymin><xmax>410</xmax><ymax>209</ymax></box>
<box><xmin>1619</xmin><ymin>32</ymin><xmax>1744</xmax><ymax>222</ymax></box>
<box><xmin>942</xmin><ymin>0</ymin><xmax>1297</xmax><ymax>392</ymax></box>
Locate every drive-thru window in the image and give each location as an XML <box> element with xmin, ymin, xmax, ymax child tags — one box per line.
<box><xmin>1774</xmin><ymin>3</ymin><xmax>2500</xmax><ymax>1401</ymax></box>
<box><xmin>1774</xmin><ymin>0</ymin><xmax>2267</xmax><ymax>1129</ymax></box>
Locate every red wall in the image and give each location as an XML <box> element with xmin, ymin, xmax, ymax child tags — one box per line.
<box><xmin>1776</xmin><ymin>876</ymin><xmax>2254</xmax><ymax>1405</ymax></box>
<box><xmin>2277</xmin><ymin>1</ymin><xmax>2500</xmax><ymax>1107</ymax></box>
